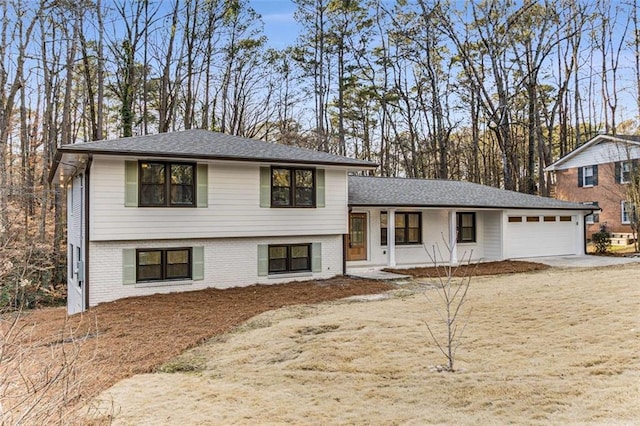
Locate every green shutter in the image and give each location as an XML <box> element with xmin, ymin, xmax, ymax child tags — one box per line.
<box><xmin>197</xmin><ymin>164</ymin><xmax>208</xmax><ymax>208</ymax></box>
<box><xmin>124</xmin><ymin>161</ymin><xmax>138</xmax><ymax>207</ymax></box>
<box><xmin>257</xmin><ymin>244</ymin><xmax>269</xmax><ymax>276</ymax></box>
<box><xmin>192</xmin><ymin>246</ymin><xmax>204</xmax><ymax>280</ymax></box>
<box><xmin>316</xmin><ymin>169</ymin><xmax>325</xmax><ymax>208</ymax></box>
<box><xmin>311</xmin><ymin>242</ymin><xmax>322</xmax><ymax>272</ymax></box>
<box><xmin>123</xmin><ymin>249</ymin><xmax>136</xmax><ymax>284</ymax></box>
<box><xmin>260</xmin><ymin>167</ymin><xmax>271</xmax><ymax>208</ymax></box>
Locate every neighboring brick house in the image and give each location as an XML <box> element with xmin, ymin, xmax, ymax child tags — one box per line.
<box><xmin>545</xmin><ymin>134</ymin><xmax>640</xmax><ymax>239</ymax></box>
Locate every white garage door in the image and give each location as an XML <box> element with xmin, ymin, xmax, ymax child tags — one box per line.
<box><xmin>505</xmin><ymin>215</ymin><xmax>577</xmax><ymax>258</ymax></box>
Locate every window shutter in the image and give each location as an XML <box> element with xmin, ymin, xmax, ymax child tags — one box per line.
<box><xmin>197</xmin><ymin>164</ymin><xmax>208</xmax><ymax>207</ymax></box>
<box><xmin>257</xmin><ymin>244</ymin><xmax>269</xmax><ymax>276</ymax></box>
<box><xmin>577</xmin><ymin>167</ymin><xmax>583</xmax><ymax>187</ymax></box>
<box><xmin>592</xmin><ymin>165</ymin><xmax>598</xmax><ymax>186</ymax></box>
<box><xmin>260</xmin><ymin>167</ymin><xmax>270</xmax><ymax>208</ymax></box>
<box><xmin>615</xmin><ymin>162</ymin><xmax>621</xmax><ymax>183</ymax></box>
<box><xmin>124</xmin><ymin>161</ymin><xmax>138</xmax><ymax>207</ymax></box>
<box><xmin>192</xmin><ymin>246</ymin><xmax>204</xmax><ymax>280</ymax></box>
<box><xmin>311</xmin><ymin>242</ymin><xmax>322</xmax><ymax>272</ymax></box>
<box><xmin>123</xmin><ymin>249</ymin><xmax>136</xmax><ymax>284</ymax></box>
<box><xmin>316</xmin><ymin>169</ymin><xmax>325</xmax><ymax>207</ymax></box>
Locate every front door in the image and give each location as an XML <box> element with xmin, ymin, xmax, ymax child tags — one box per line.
<box><xmin>347</xmin><ymin>213</ymin><xmax>367</xmax><ymax>261</ymax></box>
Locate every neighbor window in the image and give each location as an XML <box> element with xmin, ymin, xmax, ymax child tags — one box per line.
<box><xmin>621</xmin><ymin>201</ymin><xmax>635</xmax><ymax>224</ymax></box>
<box><xmin>271</xmin><ymin>167</ymin><xmax>315</xmax><ymax>207</ymax></box>
<box><xmin>139</xmin><ymin>162</ymin><xmax>195</xmax><ymax>207</ymax></box>
<box><xmin>456</xmin><ymin>212</ymin><xmax>476</xmax><ymax>243</ymax></box>
<box><xmin>584</xmin><ymin>201</ymin><xmax>599</xmax><ymax>224</ymax></box>
<box><xmin>619</xmin><ymin>161</ymin><xmax>632</xmax><ymax>184</ymax></box>
<box><xmin>136</xmin><ymin>248</ymin><xmax>191</xmax><ymax>282</ymax></box>
<box><xmin>381</xmin><ymin>212</ymin><xmax>422</xmax><ymax>245</ymax></box>
<box><xmin>579</xmin><ymin>165</ymin><xmax>597</xmax><ymax>187</ymax></box>
<box><xmin>268</xmin><ymin>244</ymin><xmax>311</xmax><ymax>274</ymax></box>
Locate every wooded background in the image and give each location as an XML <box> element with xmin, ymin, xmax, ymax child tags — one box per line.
<box><xmin>0</xmin><ymin>0</ymin><xmax>638</xmax><ymax>306</ymax></box>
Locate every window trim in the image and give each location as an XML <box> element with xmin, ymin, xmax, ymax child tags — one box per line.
<box><xmin>621</xmin><ymin>201</ymin><xmax>634</xmax><ymax>224</ymax></box>
<box><xmin>582</xmin><ymin>165</ymin><xmax>594</xmax><ymax>187</ymax></box>
<box><xmin>136</xmin><ymin>248</ymin><xmax>192</xmax><ymax>283</ymax></box>
<box><xmin>620</xmin><ymin>161</ymin><xmax>632</xmax><ymax>184</ymax></box>
<box><xmin>456</xmin><ymin>212</ymin><xmax>476</xmax><ymax>243</ymax></box>
<box><xmin>270</xmin><ymin>167</ymin><xmax>316</xmax><ymax>208</ymax></box>
<box><xmin>138</xmin><ymin>161</ymin><xmax>197</xmax><ymax>207</ymax></box>
<box><xmin>381</xmin><ymin>211</ymin><xmax>422</xmax><ymax>246</ymax></box>
<box><xmin>268</xmin><ymin>243</ymin><xmax>312</xmax><ymax>274</ymax></box>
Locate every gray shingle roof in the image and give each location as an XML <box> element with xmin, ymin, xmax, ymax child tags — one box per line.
<box><xmin>57</xmin><ymin>129</ymin><xmax>377</xmax><ymax>168</ymax></box>
<box><xmin>348</xmin><ymin>176</ymin><xmax>596</xmax><ymax>211</ymax></box>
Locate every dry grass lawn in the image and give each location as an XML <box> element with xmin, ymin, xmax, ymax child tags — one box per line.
<box><xmin>88</xmin><ymin>263</ymin><xmax>640</xmax><ymax>425</ymax></box>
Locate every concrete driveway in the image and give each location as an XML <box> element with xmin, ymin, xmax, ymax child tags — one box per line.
<box><xmin>523</xmin><ymin>254</ymin><xmax>640</xmax><ymax>268</ymax></box>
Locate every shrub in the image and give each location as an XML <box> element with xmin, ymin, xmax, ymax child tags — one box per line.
<box><xmin>591</xmin><ymin>231</ymin><xmax>611</xmax><ymax>254</ymax></box>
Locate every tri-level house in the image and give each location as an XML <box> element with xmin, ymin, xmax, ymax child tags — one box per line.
<box><xmin>50</xmin><ymin>130</ymin><xmax>595</xmax><ymax>314</ymax></box>
<box><xmin>545</xmin><ymin>134</ymin><xmax>640</xmax><ymax>240</ymax></box>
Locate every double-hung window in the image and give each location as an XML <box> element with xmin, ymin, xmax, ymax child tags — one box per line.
<box><xmin>136</xmin><ymin>248</ymin><xmax>192</xmax><ymax>282</ymax></box>
<box><xmin>619</xmin><ymin>161</ymin><xmax>632</xmax><ymax>184</ymax></box>
<box><xmin>271</xmin><ymin>167</ymin><xmax>315</xmax><ymax>207</ymax></box>
<box><xmin>583</xmin><ymin>201</ymin><xmax>599</xmax><ymax>224</ymax></box>
<box><xmin>268</xmin><ymin>244</ymin><xmax>311</xmax><ymax>274</ymax></box>
<box><xmin>380</xmin><ymin>212</ymin><xmax>422</xmax><ymax>245</ymax></box>
<box><xmin>581</xmin><ymin>166</ymin><xmax>594</xmax><ymax>187</ymax></box>
<box><xmin>456</xmin><ymin>212</ymin><xmax>476</xmax><ymax>243</ymax></box>
<box><xmin>621</xmin><ymin>201</ymin><xmax>635</xmax><ymax>224</ymax></box>
<box><xmin>139</xmin><ymin>162</ymin><xmax>195</xmax><ymax>207</ymax></box>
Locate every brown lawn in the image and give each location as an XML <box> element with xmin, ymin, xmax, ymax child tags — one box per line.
<box><xmin>88</xmin><ymin>263</ymin><xmax>640</xmax><ymax>425</ymax></box>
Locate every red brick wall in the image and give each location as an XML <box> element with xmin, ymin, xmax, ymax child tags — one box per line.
<box><xmin>554</xmin><ymin>163</ymin><xmax>631</xmax><ymax>238</ymax></box>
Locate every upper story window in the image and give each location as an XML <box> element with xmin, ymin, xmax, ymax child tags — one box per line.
<box><xmin>618</xmin><ymin>161</ymin><xmax>633</xmax><ymax>184</ymax></box>
<box><xmin>579</xmin><ymin>165</ymin><xmax>597</xmax><ymax>187</ymax></box>
<box><xmin>139</xmin><ymin>162</ymin><xmax>195</xmax><ymax>207</ymax></box>
<box><xmin>271</xmin><ymin>167</ymin><xmax>315</xmax><ymax>207</ymax></box>
<box><xmin>457</xmin><ymin>212</ymin><xmax>476</xmax><ymax>243</ymax></box>
<box><xmin>381</xmin><ymin>212</ymin><xmax>422</xmax><ymax>245</ymax></box>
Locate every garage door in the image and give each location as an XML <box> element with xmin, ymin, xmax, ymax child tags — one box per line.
<box><xmin>505</xmin><ymin>214</ymin><xmax>577</xmax><ymax>258</ymax></box>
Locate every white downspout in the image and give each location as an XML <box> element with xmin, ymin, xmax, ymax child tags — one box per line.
<box><xmin>388</xmin><ymin>209</ymin><xmax>396</xmax><ymax>267</ymax></box>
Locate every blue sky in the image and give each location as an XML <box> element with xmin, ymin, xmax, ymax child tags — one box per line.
<box><xmin>250</xmin><ymin>0</ymin><xmax>300</xmax><ymax>48</ymax></box>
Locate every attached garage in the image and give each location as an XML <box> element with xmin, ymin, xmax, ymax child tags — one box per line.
<box><xmin>505</xmin><ymin>213</ymin><xmax>580</xmax><ymax>258</ymax></box>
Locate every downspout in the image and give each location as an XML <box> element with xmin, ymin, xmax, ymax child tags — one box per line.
<box><xmin>582</xmin><ymin>209</ymin><xmax>599</xmax><ymax>255</ymax></box>
<box><xmin>84</xmin><ymin>155</ymin><xmax>93</xmax><ymax>310</ymax></box>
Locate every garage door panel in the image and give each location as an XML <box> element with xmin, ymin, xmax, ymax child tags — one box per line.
<box><xmin>506</xmin><ymin>217</ymin><xmax>576</xmax><ymax>258</ymax></box>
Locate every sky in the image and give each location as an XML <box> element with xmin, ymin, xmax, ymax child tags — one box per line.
<box><xmin>249</xmin><ymin>0</ymin><xmax>301</xmax><ymax>48</ymax></box>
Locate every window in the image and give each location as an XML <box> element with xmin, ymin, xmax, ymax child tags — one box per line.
<box><xmin>271</xmin><ymin>167</ymin><xmax>315</xmax><ymax>207</ymax></box>
<box><xmin>268</xmin><ymin>244</ymin><xmax>311</xmax><ymax>274</ymax></box>
<box><xmin>621</xmin><ymin>201</ymin><xmax>636</xmax><ymax>224</ymax></box>
<box><xmin>543</xmin><ymin>216</ymin><xmax>556</xmax><ymax>222</ymax></box>
<box><xmin>559</xmin><ymin>216</ymin><xmax>572</xmax><ymax>222</ymax></box>
<box><xmin>619</xmin><ymin>161</ymin><xmax>632</xmax><ymax>184</ymax></box>
<box><xmin>136</xmin><ymin>248</ymin><xmax>191</xmax><ymax>282</ymax></box>
<box><xmin>508</xmin><ymin>216</ymin><xmax>522</xmax><ymax>223</ymax></box>
<box><xmin>456</xmin><ymin>212</ymin><xmax>476</xmax><ymax>243</ymax></box>
<box><xmin>381</xmin><ymin>212</ymin><xmax>422</xmax><ymax>245</ymax></box>
<box><xmin>578</xmin><ymin>165</ymin><xmax>597</xmax><ymax>187</ymax></box>
<box><xmin>139</xmin><ymin>162</ymin><xmax>195</xmax><ymax>207</ymax></box>
<box><xmin>583</xmin><ymin>201</ymin><xmax>599</xmax><ymax>224</ymax></box>
<box><xmin>526</xmin><ymin>216</ymin><xmax>540</xmax><ymax>222</ymax></box>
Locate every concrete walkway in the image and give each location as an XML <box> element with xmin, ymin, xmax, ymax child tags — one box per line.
<box><xmin>346</xmin><ymin>268</ymin><xmax>412</xmax><ymax>281</ymax></box>
<box><xmin>521</xmin><ymin>254</ymin><xmax>640</xmax><ymax>268</ymax></box>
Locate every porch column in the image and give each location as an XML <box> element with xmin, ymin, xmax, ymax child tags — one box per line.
<box><xmin>387</xmin><ymin>209</ymin><xmax>396</xmax><ymax>267</ymax></box>
<box><xmin>448</xmin><ymin>210</ymin><xmax>458</xmax><ymax>265</ymax></box>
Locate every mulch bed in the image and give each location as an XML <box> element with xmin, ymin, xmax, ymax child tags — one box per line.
<box><xmin>4</xmin><ymin>277</ymin><xmax>393</xmax><ymax>414</ymax></box>
<box><xmin>385</xmin><ymin>260</ymin><xmax>549</xmax><ymax>278</ymax></box>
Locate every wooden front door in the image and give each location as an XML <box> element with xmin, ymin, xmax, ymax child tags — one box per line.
<box><xmin>347</xmin><ymin>213</ymin><xmax>367</xmax><ymax>261</ymax></box>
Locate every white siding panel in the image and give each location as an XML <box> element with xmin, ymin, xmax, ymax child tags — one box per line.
<box><xmin>88</xmin><ymin>235</ymin><xmax>342</xmax><ymax>307</ymax></box>
<box><xmin>90</xmin><ymin>157</ymin><xmax>349</xmax><ymax>241</ymax></box>
<box><xmin>557</xmin><ymin>141</ymin><xmax>640</xmax><ymax>169</ymax></box>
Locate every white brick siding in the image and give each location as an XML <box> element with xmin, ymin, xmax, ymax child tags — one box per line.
<box><xmin>88</xmin><ymin>234</ymin><xmax>343</xmax><ymax>307</ymax></box>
